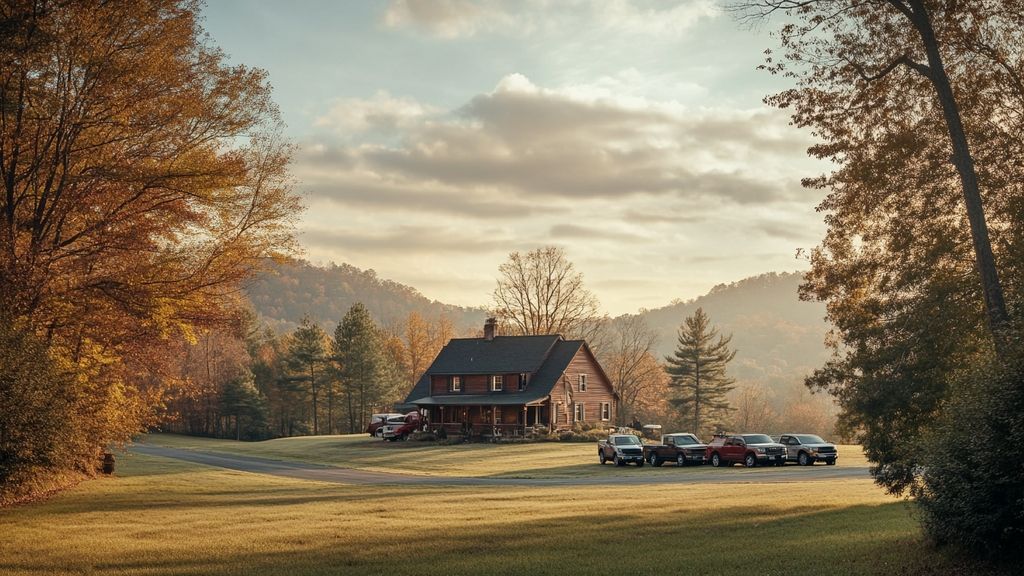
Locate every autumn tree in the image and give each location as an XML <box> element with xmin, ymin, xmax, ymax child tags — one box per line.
<box><xmin>403</xmin><ymin>312</ymin><xmax>432</xmax><ymax>388</ymax></box>
<box><xmin>0</xmin><ymin>0</ymin><xmax>300</xmax><ymax>497</ymax></box>
<box><xmin>600</xmin><ymin>316</ymin><xmax>664</xmax><ymax>426</ymax></box>
<box><xmin>732</xmin><ymin>383</ymin><xmax>776</xmax><ymax>433</ymax></box>
<box><xmin>286</xmin><ymin>318</ymin><xmax>328</xmax><ymax>435</ymax></box>
<box><xmin>664</xmin><ymin>308</ymin><xmax>737</xmax><ymax>436</ymax></box>
<box><xmin>737</xmin><ymin>1</ymin><xmax>1024</xmax><ymax>553</ymax></box>
<box><xmin>492</xmin><ymin>246</ymin><xmax>606</xmax><ymax>343</ymax></box>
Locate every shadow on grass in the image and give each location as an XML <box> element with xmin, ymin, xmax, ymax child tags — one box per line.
<box><xmin>5</xmin><ymin>500</ymin><xmax>1012</xmax><ymax>576</ymax></box>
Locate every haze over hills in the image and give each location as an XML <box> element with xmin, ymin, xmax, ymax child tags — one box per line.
<box><xmin>246</xmin><ymin>262</ymin><xmax>831</xmax><ymax>397</ymax></box>
<box><xmin>636</xmin><ymin>272</ymin><xmax>831</xmax><ymax>394</ymax></box>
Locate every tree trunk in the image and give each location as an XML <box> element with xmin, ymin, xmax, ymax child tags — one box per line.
<box><xmin>907</xmin><ymin>0</ymin><xmax>1011</xmax><ymax>351</ymax></box>
<box><xmin>310</xmin><ymin>362</ymin><xmax>318</xmax><ymax>435</ymax></box>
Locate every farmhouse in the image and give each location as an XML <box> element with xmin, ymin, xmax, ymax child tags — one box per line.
<box><xmin>402</xmin><ymin>319</ymin><xmax>617</xmax><ymax>436</ymax></box>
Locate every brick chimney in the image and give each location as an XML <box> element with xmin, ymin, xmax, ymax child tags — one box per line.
<box><xmin>484</xmin><ymin>317</ymin><xmax>497</xmax><ymax>341</ymax></box>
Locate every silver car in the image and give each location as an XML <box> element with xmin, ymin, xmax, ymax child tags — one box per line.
<box><xmin>779</xmin><ymin>434</ymin><xmax>838</xmax><ymax>466</ymax></box>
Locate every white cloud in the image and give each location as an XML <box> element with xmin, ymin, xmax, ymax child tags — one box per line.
<box><xmin>313</xmin><ymin>91</ymin><xmax>436</xmax><ymax>137</ymax></box>
<box><xmin>296</xmin><ymin>73</ymin><xmax>823</xmax><ymax>314</ymax></box>
<box><xmin>381</xmin><ymin>0</ymin><xmax>720</xmax><ymax>40</ymax></box>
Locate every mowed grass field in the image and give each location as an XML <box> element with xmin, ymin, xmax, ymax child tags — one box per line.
<box><xmin>141</xmin><ymin>432</ymin><xmax>869</xmax><ymax>478</ymax></box>
<box><xmin>0</xmin><ymin>435</ymin><xmax>1011</xmax><ymax>576</ymax></box>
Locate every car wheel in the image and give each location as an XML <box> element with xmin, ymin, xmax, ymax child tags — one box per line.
<box><xmin>711</xmin><ymin>453</ymin><xmax>722</xmax><ymax>467</ymax></box>
<box><xmin>615</xmin><ymin>455</ymin><xmax>625</xmax><ymax>467</ymax></box>
<box><xmin>400</xmin><ymin>433</ymin><xmax>408</xmax><ymax>441</ymax></box>
<box><xmin>744</xmin><ymin>453</ymin><xmax>757</xmax><ymax>468</ymax></box>
<box><xmin>375</xmin><ymin>429</ymin><xmax>384</xmax><ymax>438</ymax></box>
<box><xmin>677</xmin><ymin>454</ymin><xmax>685</xmax><ymax>467</ymax></box>
<box><xmin>648</xmin><ymin>453</ymin><xmax>658</xmax><ymax>466</ymax></box>
<box><xmin>798</xmin><ymin>452</ymin><xmax>810</xmax><ymax>466</ymax></box>
<box><xmin>599</xmin><ymin>451</ymin><xmax>606</xmax><ymax>465</ymax></box>
<box><xmin>826</xmin><ymin>459</ymin><xmax>836</xmax><ymax>466</ymax></box>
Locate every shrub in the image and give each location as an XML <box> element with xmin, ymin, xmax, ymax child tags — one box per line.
<box><xmin>409</xmin><ymin>431</ymin><xmax>437</xmax><ymax>442</ymax></box>
<box><xmin>915</xmin><ymin>348</ymin><xmax>1024</xmax><ymax>559</ymax></box>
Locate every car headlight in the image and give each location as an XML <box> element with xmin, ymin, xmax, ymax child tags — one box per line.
<box><xmin>756</xmin><ymin>447</ymin><xmax>766</xmax><ymax>454</ymax></box>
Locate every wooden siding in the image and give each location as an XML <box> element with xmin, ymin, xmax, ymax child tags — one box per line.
<box><xmin>563</xmin><ymin>346</ymin><xmax>616</xmax><ymax>426</ymax></box>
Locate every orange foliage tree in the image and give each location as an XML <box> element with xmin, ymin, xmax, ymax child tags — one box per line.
<box><xmin>0</xmin><ymin>0</ymin><xmax>300</xmax><ymax>500</ymax></box>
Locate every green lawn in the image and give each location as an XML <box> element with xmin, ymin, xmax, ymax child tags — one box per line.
<box><xmin>0</xmin><ymin>446</ymin><xmax>1008</xmax><ymax>576</ymax></box>
<box><xmin>140</xmin><ymin>432</ymin><xmax>871</xmax><ymax>478</ymax></box>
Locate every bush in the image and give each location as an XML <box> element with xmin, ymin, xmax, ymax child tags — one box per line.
<box><xmin>552</xmin><ymin>428</ymin><xmax>609</xmax><ymax>442</ymax></box>
<box><xmin>915</xmin><ymin>349</ymin><xmax>1024</xmax><ymax>559</ymax></box>
<box><xmin>409</xmin><ymin>431</ymin><xmax>436</xmax><ymax>442</ymax></box>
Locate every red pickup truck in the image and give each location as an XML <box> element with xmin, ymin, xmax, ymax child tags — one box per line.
<box><xmin>706</xmin><ymin>434</ymin><xmax>787</xmax><ymax>467</ymax></box>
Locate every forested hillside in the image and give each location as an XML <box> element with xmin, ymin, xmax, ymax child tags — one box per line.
<box><xmin>636</xmin><ymin>271</ymin><xmax>830</xmax><ymax>403</ymax></box>
<box><xmin>249</xmin><ymin>263</ymin><xmax>830</xmax><ymax>400</ymax></box>
<box><xmin>245</xmin><ymin>260</ymin><xmax>487</xmax><ymax>334</ymax></box>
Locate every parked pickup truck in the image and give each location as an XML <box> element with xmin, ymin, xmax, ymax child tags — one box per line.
<box><xmin>643</xmin><ymin>433</ymin><xmax>708</xmax><ymax>467</ymax></box>
<box><xmin>598</xmin><ymin>434</ymin><xmax>646</xmax><ymax>467</ymax></box>
<box><xmin>706</xmin><ymin>434</ymin><xmax>787</xmax><ymax>467</ymax></box>
<box><xmin>778</xmin><ymin>433</ymin><xmax>838</xmax><ymax>466</ymax></box>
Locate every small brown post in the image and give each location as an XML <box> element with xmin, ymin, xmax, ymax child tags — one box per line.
<box><xmin>101</xmin><ymin>452</ymin><xmax>115</xmax><ymax>475</ymax></box>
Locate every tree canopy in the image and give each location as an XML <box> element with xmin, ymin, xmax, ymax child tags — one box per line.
<box><xmin>0</xmin><ymin>0</ymin><xmax>300</xmax><ymax>501</ymax></box>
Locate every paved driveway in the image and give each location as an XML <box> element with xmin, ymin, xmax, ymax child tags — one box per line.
<box><xmin>131</xmin><ymin>444</ymin><xmax>871</xmax><ymax>486</ymax></box>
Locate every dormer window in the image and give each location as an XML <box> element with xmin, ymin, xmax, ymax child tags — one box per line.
<box><xmin>490</xmin><ymin>375</ymin><xmax>503</xmax><ymax>392</ymax></box>
<box><xmin>449</xmin><ymin>376</ymin><xmax>462</xmax><ymax>393</ymax></box>
<box><xmin>578</xmin><ymin>374</ymin><xmax>587</xmax><ymax>392</ymax></box>
<box><xmin>518</xmin><ymin>373</ymin><xmax>529</xmax><ymax>391</ymax></box>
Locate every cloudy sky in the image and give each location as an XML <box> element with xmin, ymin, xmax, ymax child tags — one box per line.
<box><xmin>202</xmin><ymin>0</ymin><xmax>825</xmax><ymax>315</ymax></box>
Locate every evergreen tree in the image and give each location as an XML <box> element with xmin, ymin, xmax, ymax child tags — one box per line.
<box><xmin>286</xmin><ymin>316</ymin><xmax>328</xmax><ymax>435</ymax></box>
<box><xmin>664</xmin><ymin>308</ymin><xmax>737</xmax><ymax>436</ymax></box>
<box><xmin>334</xmin><ymin>304</ymin><xmax>384</xmax><ymax>434</ymax></box>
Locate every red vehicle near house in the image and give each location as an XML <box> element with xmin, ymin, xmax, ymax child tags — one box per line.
<box><xmin>706</xmin><ymin>434</ymin><xmax>787</xmax><ymax>467</ymax></box>
<box><xmin>366</xmin><ymin>413</ymin><xmax>405</xmax><ymax>437</ymax></box>
<box><xmin>381</xmin><ymin>411</ymin><xmax>423</xmax><ymax>441</ymax></box>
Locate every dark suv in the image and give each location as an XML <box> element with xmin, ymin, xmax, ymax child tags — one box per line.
<box><xmin>706</xmin><ymin>434</ymin><xmax>787</xmax><ymax>467</ymax></box>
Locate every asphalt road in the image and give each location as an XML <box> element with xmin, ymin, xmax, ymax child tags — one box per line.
<box><xmin>131</xmin><ymin>444</ymin><xmax>871</xmax><ymax>487</ymax></box>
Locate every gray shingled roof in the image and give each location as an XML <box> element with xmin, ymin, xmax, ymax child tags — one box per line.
<box><xmin>402</xmin><ymin>336</ymin><xmax>584</xmax><ymax>407</ymax></box>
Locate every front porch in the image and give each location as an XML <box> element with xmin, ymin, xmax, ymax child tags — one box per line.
<box><xmin>424</xmin><ymin>404</ymin><xmax>550</xmax><ymax>439</ymax></box>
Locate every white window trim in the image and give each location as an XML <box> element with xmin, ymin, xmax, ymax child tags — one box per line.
<box><xmin>450</xmin><ymin>376</ymin><xmax>461</xmax><ymax>392</ymax></box>
<box><xmin>491</xmin><ymin>375</ymin><xmax>503</xmax><ymax>392</ymax></box>
<box><xmin>574</xmin><ymin>402</ymin><xmax>585</xmax><ymax>422</ymax></box>
<box><xmin>578</xmin><ymin>374</ymin><xmax>587</xmax><ymax>392</ymax></box>
<box><xmin>600</xmin><ymin>402</ymin><xmax>610</xmax><ymax>421</ymax></box>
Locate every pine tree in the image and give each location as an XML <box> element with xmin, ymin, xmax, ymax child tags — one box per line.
<box><xmin>334</xmin><ymin>304</ymin><xmax>385</xmax><ymax>434</ymax></box>
<box><xmin>664</xmin><ymin>308</ymin><xmax>737</xmax><ymax>436</ymax></box>
<box><xmin>286</xmin><ymin>316</ymin><xmax>328</xmax><ymax>435</ymax></box>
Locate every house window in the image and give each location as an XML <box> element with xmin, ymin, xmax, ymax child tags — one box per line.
<box><xmin>494</xmin><ymin>407</ymin><xmax>503</xmax><ymax>423</ymax></box>
<box><xmin>518</xmin><ymin>373</ymin><xmax>529</xmax><ymax>391</ymax></box>
<box><xmin>449</xmin><ymin>376</ymin><xmax>462</xmax><ymax>392</ymax></box>
<box><xmin>574</xmin><ymin>402</ymin><xmax>585</xmax><ymax>422</ymax></box>
<box><xmin>601</xmin><ymin>402</ymin><xmax>610</xmax><ymax>421</ymax></box>
<box><xmin>578</xmin><ymin>374</ymin><xmax>587</xmax><ymax>392</ymax></box>
<box><xmin>490</xmin><ymin>375</ymin><xmax>503</xmax><ymax>392</ymax></box>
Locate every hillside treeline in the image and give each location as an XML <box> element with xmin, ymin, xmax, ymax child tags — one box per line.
<box><xmin>161</xmin><ymin>307</ymin><xmax>457</xmax><ymax>439</ymax></box>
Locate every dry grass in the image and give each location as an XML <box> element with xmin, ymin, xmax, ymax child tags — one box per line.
<box><xmin>0</xmin><ymin>450</ymin><xmax>1010</xmax><ymax>576</ymax></box>
<box><xmin>140</xmin><ymin>433</ymin><xmax>870</xmax><ymax>478</ymax></box>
